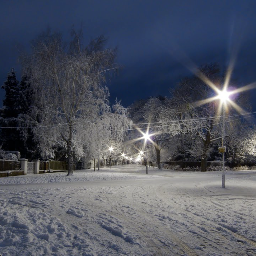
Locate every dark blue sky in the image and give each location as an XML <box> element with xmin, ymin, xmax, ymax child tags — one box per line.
<box><xmin>1</xmin><ymin>0</ymin><xmax>256</xmax><ymax>108</ymax></box>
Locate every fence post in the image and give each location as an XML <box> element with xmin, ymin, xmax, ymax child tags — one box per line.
<box><xmin>20</xmin><ymin>159</ymin><xmax>28</xmax><ymax>175</ymax></box>
<box><xmin>34</xmin><ymin>160</ymin><xmax>40</xmax><ymax>174</ymax></box>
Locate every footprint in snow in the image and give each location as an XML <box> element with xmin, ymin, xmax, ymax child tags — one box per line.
<box><xmin>66</xmin><ymin>208</ymin><xmax>84</xmax><ymax>218</ymax></box>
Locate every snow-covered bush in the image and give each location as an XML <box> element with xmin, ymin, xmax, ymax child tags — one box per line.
<box><xmin>3</xmin><ymin>153</ymin><xmax>18</xmax><ymax>161</ymax></box>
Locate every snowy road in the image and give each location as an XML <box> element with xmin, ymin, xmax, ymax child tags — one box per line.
<box><xmin>0</xmin><ymin>165</ymin><xmax>256</xmax><ymax>255</ymax></box>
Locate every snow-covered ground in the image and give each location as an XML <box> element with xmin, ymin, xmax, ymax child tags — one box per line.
<box><xmin>0</xmin><ymin>165</ymin><xmax>256</xmax><ymax>256</ymax></box>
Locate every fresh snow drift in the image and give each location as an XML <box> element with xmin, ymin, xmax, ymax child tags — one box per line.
<box><xmin>0</xmin><ymin>165</ymin><xmax>256</xmax><ymax>255</ymax></box>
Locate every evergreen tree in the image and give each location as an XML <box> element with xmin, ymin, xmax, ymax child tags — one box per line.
<box><xmin>1</xmin><ymin>69</ymin><xmax>21</xmax><ymax>152</ymax></box>
<box><xmin>19</xmin><ymin>75</ymin><xmax>33</xmax><ymax>115</ymax></box>
<box><xmin>2</xmin><ymin>68</ymin><xmax>20</xmax><ymax>118</ymax></box>
<box><xmin>18</xmin><ymin>75</ymin><xmax>39</xmax><ymax>159</ymax></box>
<box><xmin>1</xmin><ymin>70</ymin><xmax>37</xmax><ymax>158</ymax></box>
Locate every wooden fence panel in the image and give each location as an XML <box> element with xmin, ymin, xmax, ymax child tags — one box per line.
<box><xmin>0</xmin><ymin>160</ymin><xmax>21</xmax><ymax>171</ymax></box>
<box><xmin>40</xmin><ymin>160</ymin><xmax>67</xmax><ymax>171</ymax></box>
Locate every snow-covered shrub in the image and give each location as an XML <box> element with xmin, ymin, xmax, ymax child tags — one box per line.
<box><xmin>4</xmin><ymin>153</ymin><xmax>18</xmax><ymax>161</ymax></box>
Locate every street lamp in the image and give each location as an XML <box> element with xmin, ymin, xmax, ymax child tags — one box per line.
<box><xmin>217</xmin><ymin>88</ymin><xmax>231</xmax><ymax>188</ymax></box>
<box><xmin>197</xmin><ymin>83</ymin><xmax>254</xmax><ymax>188</ymax></box>
<box><xmin>190</xmin><ymin>65</ymin><xmax>256</xmax><ymax>187</ymax></box>
<box><xmin>142</xmin><ymin>131</ymin><xmax>152</xmax><ymax>174</ymax></box>
<box><xmin>143</xmin><ymin>131</ymin><xmax>151</xmax><ymax>141</ymax></box>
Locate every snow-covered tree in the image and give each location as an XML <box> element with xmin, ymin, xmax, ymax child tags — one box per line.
<box><xmin>237</xmin><ymin>126</ymin><xmax>256</xmax><ymax>164</ymax></box>
<box><xmin>84</xmin><ymin>101</ymin><xmax>130</xmax><ymax>169</ymax></box>
<box><xmin>20</xmin><ymin>28</ymin><xmax>117</xmax><ymax>175</ymax></box>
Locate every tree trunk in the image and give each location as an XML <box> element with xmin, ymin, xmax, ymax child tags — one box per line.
<box><xmin>155</xmin><ymin>145</ymin><xmax>161</xmax><ymax>169</ymax></box>
<box><xmin>67</xmin><ymin>123</ymin><xmax>73</xmax><ymax>176</ymax></box>
<box><xmin>201</xmin><ymin>156</ymin><xmax>207</xmax><ymax>172</ymax></box>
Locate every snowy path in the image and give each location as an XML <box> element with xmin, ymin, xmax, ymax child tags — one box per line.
<box><xmin>0</xmin><ymin>165</ymin><xmax>256</xmax><ymax>255</ymax></box>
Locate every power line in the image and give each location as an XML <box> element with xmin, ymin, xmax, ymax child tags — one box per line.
<box><xmin>0</xmin><ymin>111</ymin><xmax>255</xmax><ymax>130</ymax></box>
<box><xmin>131</xmin><ymin>111</ymin><xmax>256</xmax><ymax>130</ymax></box>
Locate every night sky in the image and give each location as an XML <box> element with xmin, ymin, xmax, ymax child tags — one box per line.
<box><xmin>1</xmin><ymin>0</ymin><xmax>256</xmax><ymax>109</ymax></box>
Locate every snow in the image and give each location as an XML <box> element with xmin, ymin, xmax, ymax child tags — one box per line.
<box><xmin>0</xmin><ymin>165</ymin><xmax>256</xmax><ymax>255</ymax></box>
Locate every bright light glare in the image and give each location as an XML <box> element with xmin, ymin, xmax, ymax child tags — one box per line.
<box><xmin>217</xmin><ymin>89</ymin><xmax>231</xmax><ymax>103</ymax></box>
<box><xmin>121</xmin><ymin>153</ymin><xmax>125</xmax><ymax>157</ymax></box>
<box><xmin>142</xmin><ymin>131</ymin><xmax>151</xmax><ymax>141</ymax></box>
<box><xmin>128</xmin><ymin>124</ymin><xmax>159</xmax><ymax>149</ymax></box>
<box><xmin>109</xmin><ymin>146</ymin><xmax>113</xmax><ymax>152</ymax></box>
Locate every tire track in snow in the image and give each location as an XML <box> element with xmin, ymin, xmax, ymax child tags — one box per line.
<box><xmin>98</xmin><ymin>186</ymin><xmax>171</xmax><ymax>255</ymax></box>
<box><xmin>91</xmin><ymin>184</ymin><xmax>181</xmax><ymax>255</ymax></box>
<box><xmin>131</xmin><ymin>186</ymin><xmax>198</xmax><ymax>256</ymax></box>
<box><xmin>202</xmin><ymin>184</ymin><xmax>256</xmax><ymax>249</ymax></box>
<box><xmin>100</xmin><ymin>184</ymin><xmax>198</xmax><ymax>255</ymax></box>
<box><xmin>202</xmin><ymin>188</ymin><xmax>256</xmax><ymax>249</ymax></box>
<box><xmin>133</xmin><ymin>183</ymin><xmax>239</xmax><ymax>255</ymax></box>
<box><xmin>155</xmin><ymin>182</ymin><xmax>256</xmax><ymax>255</ymax></box>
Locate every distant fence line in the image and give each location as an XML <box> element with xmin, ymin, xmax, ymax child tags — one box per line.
<box><xmin>40</xmin><ymin>160</ymin><xmax>68</xmax><ymax>171</ymax></box>
<box><xmin>0</xmin><ymin>159</ymin><xmax>70</xmax><ymax>177</ymax></box>
<box><xmin>0</xmin><ymin>159</ymin><xmax>95</xmax><ymax>174</ymax></box>
<box><xmin>0</xmin><ymin>158</ymin><xmax>129</xmax><ymax>177</ymax></box>
<box><xmin>163</xmin><ymin>161</ymin><xmax>222</xmax><ymax>168</ymax></box>
<box><xmin>0</xmin><ymin>160</ymin><xmax>21</xmax><ymax>172</ymax></box>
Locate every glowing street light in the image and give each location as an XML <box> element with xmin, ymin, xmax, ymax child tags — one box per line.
<box><xmin>218</xmin><ymin>89</ymin><xmax>231</xmax><ymax>103</ymax></box>
<box><xmin>172</xmin><ymin>50</ymin><xmax>256</xmax><ymax>188</ymax></box>
<box><xmin>142</xmin><ymin>131</ymin><xmax>152</xmax><ymax>174</ymax></box>
<box><xmin>131</xmin><ymin>125</ymin><xmax>157</xmax><ymax>174</ymax></box>
<box><xmin>195</xmin><ymin>81</ymin><xmax>256</xmax><ymax>188</ymax></box>
<box><xmin>217</xmin><ymin>88</ymin><xmax>231</xmax><ymax>188</ymax></box>
<box><xmin>142</xmin><ymin>131</ymin><xmax>151</xmax><ymax>141</ymax></box>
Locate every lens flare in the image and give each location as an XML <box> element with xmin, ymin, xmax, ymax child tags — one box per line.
<box><xmin>217</xmin><ymin>89</ymin><xmax>231</xmax><ymax>103</ymax></box>
<box><xmin>154</xmin><ymin>26</ymin><xmax>256</xmax><ymax>118</ymax></box>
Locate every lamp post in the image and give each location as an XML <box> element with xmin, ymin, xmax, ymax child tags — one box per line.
<box><xmin>222</xmin><ymin>104</ymin><xmax>226</xmax><ymax>188</ymax></box>
<box><xmin>142</xmin><ymin>131</ymin><xmax>152</xmax><ymax>174</ymax></box>
<box><xmin>193</xmin><ymin>71</ymin><xmax>255</xmax><ymax>187</ymax></box>
<box><xmin>218</xmin><ymin>89</ymin><xmax>230</xmax><ymax>188</ymax></box>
